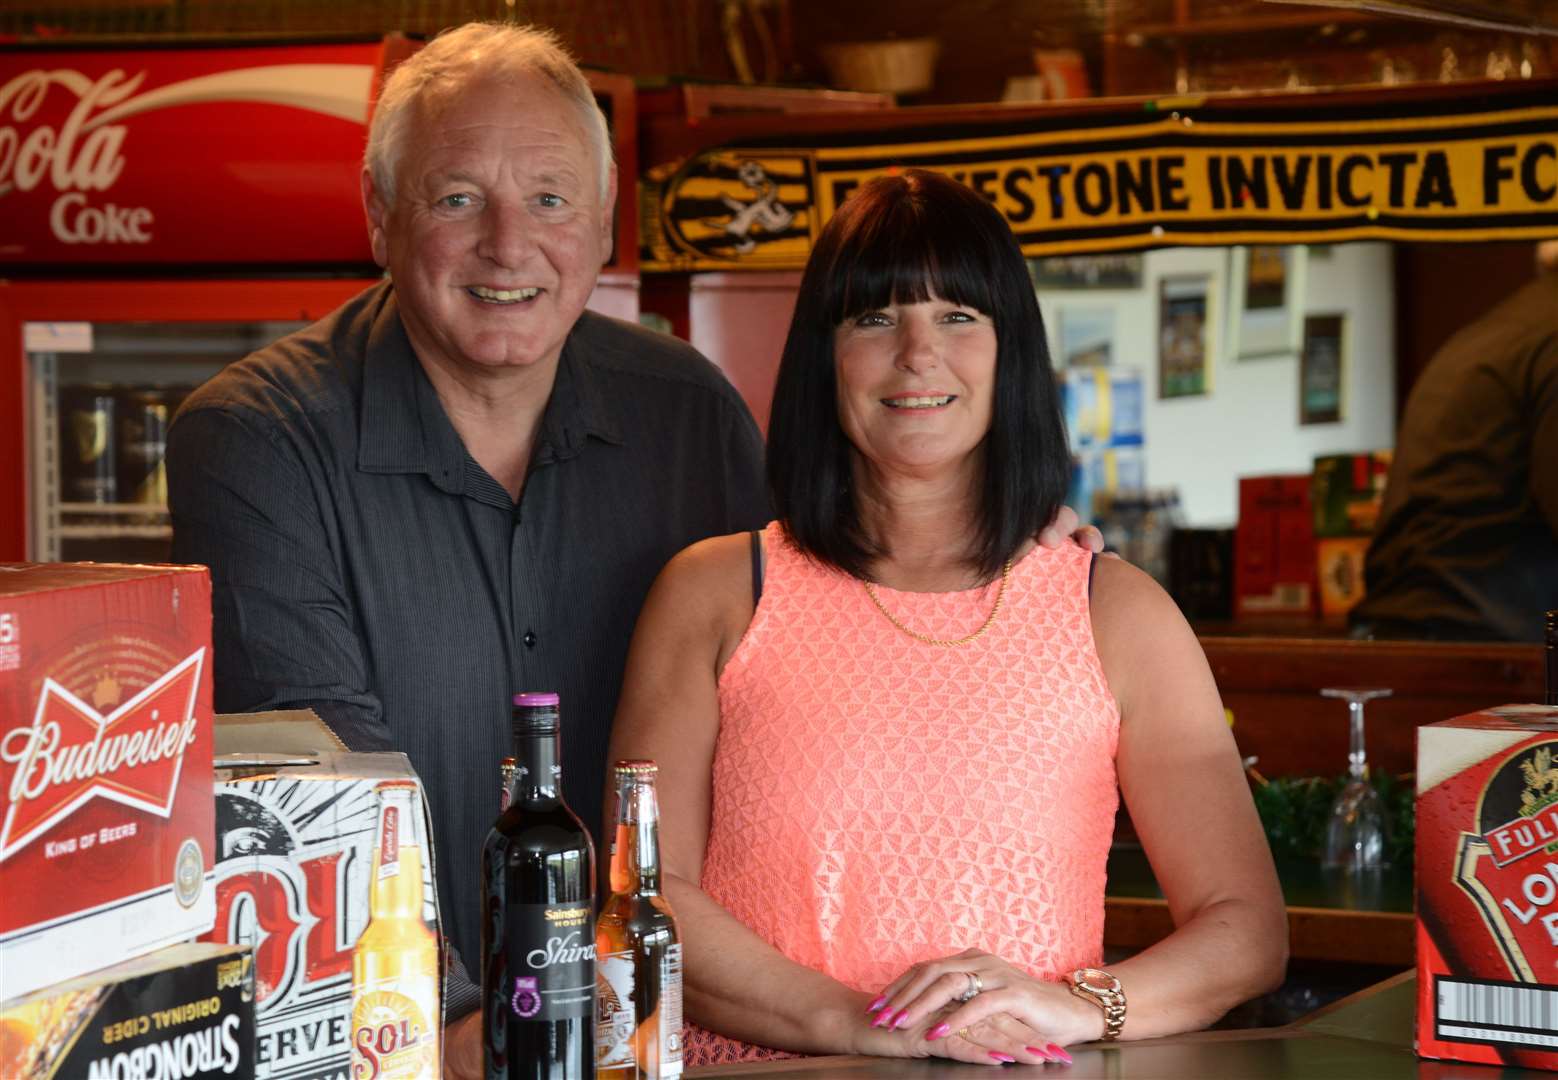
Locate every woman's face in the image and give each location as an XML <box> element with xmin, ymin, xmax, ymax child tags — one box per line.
<box><xmin>833</xmin><ymin>294</ymin><xmax>997</xmax><ymax>482</ymax></box>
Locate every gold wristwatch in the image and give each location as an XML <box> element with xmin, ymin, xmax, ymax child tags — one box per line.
<box><xmin>1068</xmin><ymin>967</ymin><xmax>1127</xmax><ymax>1041</ymax></box>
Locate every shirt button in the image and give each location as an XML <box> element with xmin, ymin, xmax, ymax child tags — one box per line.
<box><xmin>523</xmin><ymin>630</ymin><xmax>538</xmax><ymax>649</ymax></box>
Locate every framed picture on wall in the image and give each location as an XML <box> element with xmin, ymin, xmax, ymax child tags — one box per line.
<box><xmin>1028</xmin><ymin>254</ymin><xmax>1144</xmax><ymax>291</ymax></box>
<box><xmin>1158</xmin><ymin>273</ymin><xmax>1214</xmax><ymax>398</ymax></box>
<box><xmin>1227</xmin><ymin>245</ymin><xmax>1308</xmax><ymax>360</ymax></box>
<box><xmin>1056</xmin><ymin>305</ymin><xmax>1117</xmax><ymax>368</ymax></box>
<box><xmin>1300</xmin><ymin>313</ymin><xmax>1346</xmax><ymax>424</ymax></box>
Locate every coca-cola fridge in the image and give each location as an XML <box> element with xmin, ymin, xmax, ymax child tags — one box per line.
<box><xmin>0</xmin><ymin>38</ymin><xmax>639</xmax><ymax>565</ymax></box>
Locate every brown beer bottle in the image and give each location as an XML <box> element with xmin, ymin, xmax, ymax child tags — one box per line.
<box><xmin>351</xmin><ymin>780</ymin><xmax>442</xmax><ymax>1078</ymax></box>
<box><xmin>1545</xmin><ymin>610</ymin><xmax>1556</xmax><ymax>706</ymax></box>
<box><xmin>595</xmin><ymin>762</ymin><xmax>683</xmax><ymax>1079</ymax></box>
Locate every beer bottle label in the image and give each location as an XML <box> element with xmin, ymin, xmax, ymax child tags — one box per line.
<box><xmin>661</xmin><ymin>943</ymin><xmax>684</xmax><ymax>1076</ymax></box>
<box><xmin>508</xmin><ymin>901</ymin><xmax>595</xmax><ymax>1021</ymax></box>
<box><xmin>351</xmin><ymin>986</ymin><xmax>437</xmax><ymax>1079</ymax></box>
<box><xmin>597</xmin><ymin>949</ymin><xmax>636</xmax><ymax>1068</ymax></box>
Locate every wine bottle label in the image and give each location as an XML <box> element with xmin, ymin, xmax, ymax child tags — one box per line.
<box><xmin>596</xmin><ymin>949</ymin><xmax>636</xmax><ymax>1068</ymax></box>
<box><xmin>508</xmin><ymin>901</ymin><xmax>595</xmax><ymax>1021</ymax></box>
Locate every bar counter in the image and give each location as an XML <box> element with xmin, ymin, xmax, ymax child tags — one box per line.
<box><xmin>688</xmin><ymin>973</ymin><xmax>1526</xmax><ymax>1078</ymax></box>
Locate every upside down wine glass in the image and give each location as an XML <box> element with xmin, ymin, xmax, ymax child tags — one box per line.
<box><xmin>1321</xmin><ymin>687</ymin><xmax>1394</xmax><ymax>871</ymax></box>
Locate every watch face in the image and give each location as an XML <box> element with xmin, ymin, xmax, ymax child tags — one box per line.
<box><xmin>1079</xmin><ymin>970</ymin><xmax>1119</xmax><ymax>993</ymax></box>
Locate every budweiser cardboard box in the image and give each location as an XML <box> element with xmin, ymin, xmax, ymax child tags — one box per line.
<box><xmin>1417</xmin><ymin>705</ymin><xmax>1558</xmax><ymax>1070</ymax></box>
<box><xmin>207</xmin><ymin>711</ymin><xmax>443</xmax><ymax>1079</ymax></box>
<box><xmin>0</xmin><ymin>941</ymin><xmax>254</xmax><ymax>1079</ymax></box>
<box><xmin>0</xmin><ymin>563</ymin><xmax>215</xmax><ymax>1002</ymax></box>
<box><xmin>1234</xmin><ymin>475</ymin><xmax>1316</xmax><ymax>616</ymax></box>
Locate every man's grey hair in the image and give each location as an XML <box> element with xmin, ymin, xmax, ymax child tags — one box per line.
<box><xmin>365</xmin><ymin>22</ymin><xmax>613</xmax><ymax>206</ymax></box>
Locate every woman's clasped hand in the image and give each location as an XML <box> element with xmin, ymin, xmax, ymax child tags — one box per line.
<box><xmin>858</xmin><ymin>948</ymin><xmax>1085</xmax><ymax>1066</ymax></box>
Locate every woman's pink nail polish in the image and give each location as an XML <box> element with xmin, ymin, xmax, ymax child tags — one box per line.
<box><xmin>866</xmin><ymin>995</ymin><xmax>887</xmax><ymax>1013</ymax></box>
<box><xmin>871</xmin><ymin>1010</ymin><xmax>892</xmax><ymax>1028</ymax></box>
<box><xmin>926</xmin><ymin>1023</ymin><xmax>951</xmax><ymax>1041</ymax></box>
<box><xmin>1026</xmin><ymin>1046</ymin><xmax>1053</xmax><ymax>1061</ymax></box>
<box><xmin>989</xmin><ymin>1051</ymin><xmax>1016</xmax><ymax>1063</ymax></box>
<box><xmin>891</xmin><ymin>1009</ymin><xmax>910</xmax><ymax>1030</ymax></box>
<box><xmin>1046</xmin><ymin>1043</ymin><xmax>1073</xmax><ymax>1065</ymax></box>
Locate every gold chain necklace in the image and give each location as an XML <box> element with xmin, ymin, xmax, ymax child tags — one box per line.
<box><xmin>861</xmin><ymin>559</ymin><xmax>1012</xmax><ymax>648</ymax></box>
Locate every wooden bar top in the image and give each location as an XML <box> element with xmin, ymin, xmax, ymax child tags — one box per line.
<box><xmin>687</xmin><ymin>973</ymin><xmax>1524</xmax><ymax>1078</ymax></box>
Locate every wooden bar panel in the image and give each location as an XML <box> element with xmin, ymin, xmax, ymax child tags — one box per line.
<box><xmin>1199</xmin><ymin>636</ymin><xmax>1544</xmax><ymax>781</ymax></box>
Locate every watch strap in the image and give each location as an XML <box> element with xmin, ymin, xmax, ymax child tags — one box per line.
<box><xmin>1068</xmin><ymin>967</ymin><xmax>1126</xmax><ymax>1041</ymax></box>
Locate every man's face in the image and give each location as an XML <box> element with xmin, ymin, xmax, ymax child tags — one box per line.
<box><xmin>364</xmin><ymin>72</ymin><xmax>616</xmax><ymax>381</ymax></box>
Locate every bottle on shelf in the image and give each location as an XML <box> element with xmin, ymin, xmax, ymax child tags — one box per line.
<box><xmin>596</xmin><ymin>761</ymin><xmax>683</xmax><ymax>1079</ymax></box>
<box><xmin>483</xmin><ymin>692</ymin><xmax>597</xmax><ymax>1080</ymax></box>
<box><xmin>350</xmin><ymin>780</ymin><xmax>442</xmax><ymax>1079</ymax></box>
<box><xmin>1545</xmin><ymin>610</ymin><xmax>1556</xmax><ymax>706</ymax></box>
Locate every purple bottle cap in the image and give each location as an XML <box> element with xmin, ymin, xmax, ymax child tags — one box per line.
<box><xmin>513</xmin><ymin>691</ymin><xmax>560</xmax><ymax>707</ymax></box>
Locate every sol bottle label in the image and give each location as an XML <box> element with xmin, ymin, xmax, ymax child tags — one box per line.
<box><xmin>351</xmin><ymin>987</ymin><xmax>436</xmax><ymax>1079</ymax></box>
<box><xmin>508</xmin><ymin>901</ymin><xmax>594</xmax><ymax>1020</ymax></box>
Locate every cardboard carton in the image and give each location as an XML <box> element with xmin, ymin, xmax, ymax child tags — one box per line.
<box><xmin>0</xmin><ymin>563</ymin><xmax>215</xmax><ymax>1001</ymax></box>
<box><xmin>0</xmin><ymin>941</ymin><xmax>254</xmax><ymax>1079</ymax></box>
<box><xmin>1417</xmin><ymin>705</ymin><xmax>1558</xmax><ymax>1070</ymax></box>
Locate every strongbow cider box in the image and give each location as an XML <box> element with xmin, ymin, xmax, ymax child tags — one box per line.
<box><xmin>0</xmin><ymin>941</ymin><xmax>255</xmax><ymax>1079</ymax></box>
<box><xmin>0</xmin><ymin>563</ymin><xmax>215</xmax><ymax>1001</ymax></box>
<box><xmin>208</xmin><ymin>712</ymin><xmax>443</xmax><ymax>1080</ymax></box>
<box><xmin>1418</xmin><ymin>705</ymin><xmax>1558</xmax><ymax>1070</ymax></box>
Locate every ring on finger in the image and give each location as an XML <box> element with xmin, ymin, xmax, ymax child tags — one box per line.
<box><xmin>956</xmin><ymin>1027</ymin><xmax>973</xmax><ymax>1040</ymax></box>
<box><xmin>954</xmin><ymin>971</ymin><xmax>983</xmax><ymax>1003</ymax></box>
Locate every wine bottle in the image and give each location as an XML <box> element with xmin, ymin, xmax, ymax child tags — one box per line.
<box><xmin>482</xmin><ymin>692</ymin><xmax>597</xmax><ymax>1079</ymax></box>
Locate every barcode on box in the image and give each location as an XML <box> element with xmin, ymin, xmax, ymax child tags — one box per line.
<box><xmin>1436</xmin><ymin>976</ymin><xmax>1558</xmax><ymax>1048</ymax></box>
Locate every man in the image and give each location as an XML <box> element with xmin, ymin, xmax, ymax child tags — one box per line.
<box><xmin>168</xmin><ymin>22</ymin><xmax>771</xmax><ymax>1070</ymax></box>
<box><xmin>1352</xmin><ymin>240</ymin><xmax>1558</xmax><ymax>642</ymax></box>
<box><xmin>170</xmin><ymin>21</ymin><xmax>1094</xmax><ymax>1075</ymax></box>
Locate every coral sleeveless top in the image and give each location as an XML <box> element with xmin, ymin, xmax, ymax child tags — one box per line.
<box><xmin>685</xmin><ymin>523</ymin><xmax>1121</xmax><ymax>1065</ymax></box>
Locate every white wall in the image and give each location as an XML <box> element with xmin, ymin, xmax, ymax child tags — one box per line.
<box><xmin>1038</xmin><ymin>243</ymin><xmax>1397</xmax><ymax>526</ymax></box>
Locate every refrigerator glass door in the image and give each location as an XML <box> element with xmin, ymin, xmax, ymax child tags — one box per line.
<box><xmin>26</xmin><ymin>319</ymin><xmax>306</xmax><ymax>563</ymax></box>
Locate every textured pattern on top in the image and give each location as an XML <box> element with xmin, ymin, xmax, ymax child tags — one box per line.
<box><xmin>685</xmin><ymin>523</ymin><xmax>1121</xmax><ymax>1064</ymax></box>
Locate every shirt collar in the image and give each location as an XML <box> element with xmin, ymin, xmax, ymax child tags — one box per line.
<box><xmin>539</xmin><ymin>317</ymin><xmax>624</xmax><ymax>464</ymax></box>
<box><xmin>358</xmin><ymin>289</ymin><xmax>623</xmax><ymax>488</ymax></box>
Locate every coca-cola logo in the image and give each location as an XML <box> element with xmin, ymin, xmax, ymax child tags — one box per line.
<box><xmin>0</xmin><ymin>61</ymin><xmax>372</xmax><ymax>248</ymax></box>
<box><xmin>0</xmin><ymin>648</ymin><xmax>204</xmax><ymax>862</ymax></box>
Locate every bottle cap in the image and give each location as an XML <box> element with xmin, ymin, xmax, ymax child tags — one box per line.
<box><xmin>613</xmin><ymin>759</ymin><xmax>658</xmax><ymax>776</ymax></box>
<box><xmin>512</xmin><ymin>692</ymin><xmax>560</xmax><ymax>734</ymax></box>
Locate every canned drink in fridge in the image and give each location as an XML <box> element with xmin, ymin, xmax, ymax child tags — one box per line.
<box><xmin>117</xmin><ymin>386</ymin><xmax>173</xmax><ymax>506</ymax></box>
<box><xmin>58</xmin><ymin>383</ymin><xmax>117</xmax><ymax>503</ymax></box>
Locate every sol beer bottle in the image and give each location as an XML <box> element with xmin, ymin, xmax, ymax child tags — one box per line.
<box><xmin>351</xmin><ymin>780</ymin><xmax>441</xmax><ymax>1079</ymax></box>
<box><xmin>596</xmin><ymin>761</ymin><xmax>683</xmax><ymax>1079</ymax></box>
<box><xmin>483</xmin><ymin>692</ymin><xmax>596</xmax><ymax>1079</ymax></box>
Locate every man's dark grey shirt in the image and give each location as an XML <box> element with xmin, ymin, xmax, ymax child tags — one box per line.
<box><xmin>168</xmin><ymin>280</ymin><xmax>769</xmax><ymax>1002</ymax></box>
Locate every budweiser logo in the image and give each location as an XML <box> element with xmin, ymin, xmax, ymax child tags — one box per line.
<box><xmin>0</xmin><ymin>648</ymin><xmax>204</xmax><ymax>862</ymax></box>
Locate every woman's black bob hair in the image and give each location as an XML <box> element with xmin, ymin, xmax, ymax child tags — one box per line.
<box><xmin>766</xmin><ymin>168</ymin><xmax>1071</xmax><ymax>581</ymax></box>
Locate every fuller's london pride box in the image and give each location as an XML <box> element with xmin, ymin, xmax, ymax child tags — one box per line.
<box><xmin>0</xmin><ymin>941</ymin><xmax>255</xmax><ymax>1079</ymax></box>
<box><xmin>1418</xmin><ymin>705</ymin><xmax>1558</xmax><ymax>1071</ymax></box>
<box><xmin>0</xmin><ymin>563</ymin><xmax>216</xmax><ymax>1002</ymax></box>
<box><xmin>206</xmin><ymin>712</ymin><xmax>443</xmax><ymax>1079</ymax></box>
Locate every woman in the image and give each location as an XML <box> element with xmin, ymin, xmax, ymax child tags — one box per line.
<box><xmin>606</xmin><ymin>170</ymin><xmax>1286</xmax><ymax>1068</ymax></box>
